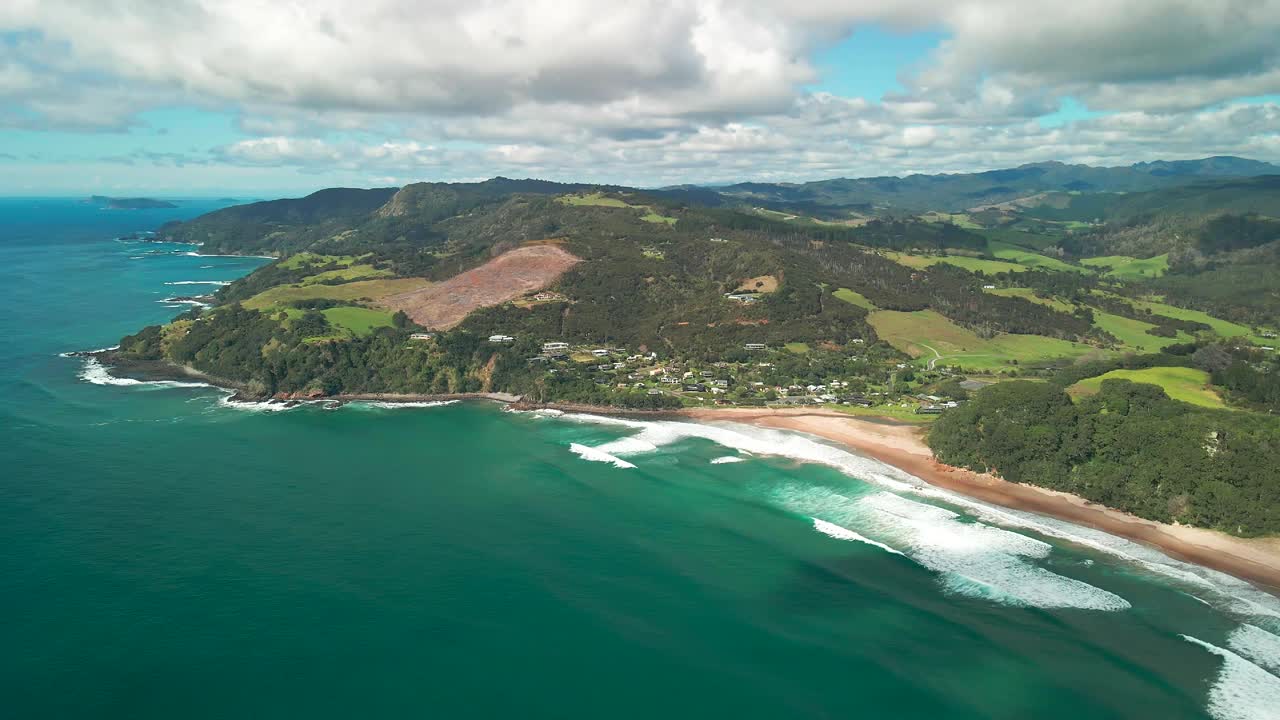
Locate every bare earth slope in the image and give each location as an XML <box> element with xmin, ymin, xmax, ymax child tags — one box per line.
<box><xmin>384</xmin><ymin>244</ymin><xmax>581</xmax><ymax>329</ymax></box>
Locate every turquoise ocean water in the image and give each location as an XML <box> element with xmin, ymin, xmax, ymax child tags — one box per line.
<box><xmin>2</xmin><ymin>198</ymin><xmax>1279</xmax><ymax>718</ymax></box>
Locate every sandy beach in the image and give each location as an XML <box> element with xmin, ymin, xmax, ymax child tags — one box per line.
<box><xmin>680</xmin><ymin>406</ymin><xmax>1280</xmax><ymax>593</ymax></box>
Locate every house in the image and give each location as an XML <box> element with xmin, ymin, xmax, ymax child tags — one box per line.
<box><xmin>724</xmin><ymin>293</ymin><xmax>759</xmax><ymax>303</ymax></box>
<box><xmin>542</xmin><ymin>342</ymin><xmax>570</xmax><ymax>353</ymax></box>
<box><xmin>591</xmin><ymin>349</ymin><xmax>610</xmax><ymax>357</ymax></box>
<box><xmin>851</xmin><ymin>338</ymin><xmax>864</xmax><ymax>344</ymax></box>
<box><xmin>744</xmin><ymin>343</ymin><xmax>767</xmax><ymax>351</ymax></box>
<box><xmin>488</xmin><ymin>334</ymin><xmax>515</xmax><ymax>343</ymax></box>
<box><xmin>660</xmin><ymin>376</ymin><xmax>680</xmax><ymax>384</ymax></box>
<box><xmin>714</xmin><ymin>379</ymin><xmax>729</xmax><ymax>388</ymax></box>
<box><xmin>1262</xmin><ymin>331</ymin><xmax>1277</xmax><ymax>339</ymax></box>
<box><xmin>647</xmin><ymin>389</ymin><xmax>662</xmax><ymax>395</ymax></box>
<box><xmin>700</xmin><ymin>370</ymin><xmax>715</xmax><ymax>378</ymax></box>
<box><xmin>683</xmin><ymin>383</ymin><xmax>708</xmax><ymax>392</ymax></box>
<box><xmin>409</xmin><ymin>333</ymin><xmax>435</xmax><ymax>341</ymax></box>
<box><xmin>983</xmin><ymin>284</ymin><xmax>996</xmax><ymax>290</ymax></box>
<box><xmin>915</xmin><ymin>405</ymin><xmax>945</xmax><ymax>415</ymax></box>
<box><xmin>527</xmin><ymin>356</ymin><xmax>550</xmax><ymax>364</ymax></box>
<box><xmin>843</xmin><ymin>395</ymin><xmax>874</xmax><ymax>407</ymax></box>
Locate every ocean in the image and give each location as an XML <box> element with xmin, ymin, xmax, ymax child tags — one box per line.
<box><xmin>2</xmin><ymin>198</ymin><xmax>1279</xmax><ymax>719</ymax></box>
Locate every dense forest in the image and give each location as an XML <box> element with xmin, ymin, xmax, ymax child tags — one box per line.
<box><xmin>928</xmin><ymin>379</ymin><xmax>1280</xmax><ymax>535</ymax></box>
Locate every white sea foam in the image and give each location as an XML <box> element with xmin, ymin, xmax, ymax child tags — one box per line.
<box><xmin>568</xmin><ymin>442</ymin><xmax>636</xmax><ymax>469</ymax></box>
<box><xmin>812</xmin><ymin>518</ymin><xmax>906</xmax><ymax>556</ymax></box>
<box><xmin>349</xmin><ymin>400</ymin><xmax>460</xmax><ymax>410</ymax></box>
<box><xmin>563</xmin><ymin>415</ymin><xmax>1135</xmax><ymax>610</ymax></box>
<box><xmin>710</xmin><ymin>456</ymin><xmax>744</xmax><ymax>464</ymax></box>
<box><xmin>77</xmin><ymin>356</ymin><xmax>210</xmax><ymax>389</ymax></box>
<box><xmin>214</xmin><ymin>395</ymin><xmax>297</xmax><ymax>412</ymax></box>
<box><xmin>58</xmin><ymin>345</ymin><xmax>119</xmax><ymax>357</ymax></box>
<box><xmin>164</xmin><ymin>280</ymin><xmax>230</xmax><ymax>286</ymax></box>
<box><xmin>1228</xmin><ymin>624</ymin><xmax>1280</xmax><ymax>677</ymax></box>
<box><xmin>158</xmin><ymin>298</ymin><xmax>211</xmax><ymax>308</ymax></box>
<box><xmin>181</xmin><ymin>251</ymin><xmax>275</xmax><ymax>259</ymax></box>
<box><xmin>774</xmin><ymin>483</ymin><xmax>1129</xmax><ymax>610</ymax></box>
<box><xmin>536</xmin><ymin>412</ymin><xmax>1280</xmax><ymax>616</ymax></box>
<box><xmin>1182</xmin><ymin>634</ymin><xmax>1280</xmax><ymax>720</ymax></box>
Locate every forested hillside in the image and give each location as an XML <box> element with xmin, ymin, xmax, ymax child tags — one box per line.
<box><xmin>104</xmin><ymin>160</ymin><xmax>1280</xmax><ymax>535</ymax></box>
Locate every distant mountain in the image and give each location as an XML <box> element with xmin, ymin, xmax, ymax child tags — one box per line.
<box><xmin>708</xmin><ymin>156</ymin><xmax>1280</xmax><ymax>214</ymax></box>
<box><xmin>1020</xmin><ymin>175</ymin><xmax>1280</xmax><ymax>223</ymax></box>
<box><xmin>87</xmin><ymin>195</ymin><xmax>177</xmax><ymax>210</ymax></box>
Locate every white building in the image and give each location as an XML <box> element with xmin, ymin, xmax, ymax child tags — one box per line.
<box><xmin>488</xmin><ymin>334</ymin><xmax>515</xmax><ymax>343</ymax></box>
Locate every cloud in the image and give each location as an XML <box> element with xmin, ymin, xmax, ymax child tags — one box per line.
<box><xmin>1</xmin><ymin>0</ymin><xmax>1279</xmax><ymax>187</ymax></box>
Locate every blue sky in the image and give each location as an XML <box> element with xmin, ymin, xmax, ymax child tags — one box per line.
<box><xmin>1</xmin><ymin>2</ymin><xmax>1278</xmax><ymax>196</ymax></box>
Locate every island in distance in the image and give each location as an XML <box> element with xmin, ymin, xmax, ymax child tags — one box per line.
<box><xmin>86</xmin><ymin>195</ymin><xmax>178</xmax><ymax>210</ymax></box>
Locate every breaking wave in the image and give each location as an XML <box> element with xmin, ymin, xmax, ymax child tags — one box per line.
<box><xmin>1181</xmin><ymin>634</ymin><xmax>1280</xmax><ymax>720</ymax></box>
<box><xmin>568</xmin><ymin>442</ymin><xmax>635</xmax><ymax>469</ymax></box>
<box><xmin>811</xmin><ymin>518</ymin><xmax>906</xmax><ymax>556</ymax></box>
<box><xmin>553</xmin><ymin>413</ymin><xmax>1280</xmax><ymax>617</ymax></box>
<box><xmin>710</xmin><ymin>456</ymin><xmax>744</xmax><ymax>464</ymax></box>
<box><xmin>164</xmin><ymin>280</ymin><xmax>230</xmax><ymax>286</ymax></box>
<box><xmin>347</xmin><ymin>400</ymin><xmax>460</xmax><ymax>410</ymax></box>
<box><xmin>76</xmin><ymin>356</ymin><xmax>210</xmax><ymax>389</ymax></box>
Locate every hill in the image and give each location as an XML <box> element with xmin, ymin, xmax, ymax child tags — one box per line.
<box><xmin>707</xmin><ymin>156</ymin><xmax>1280</xmax><ymax>214</ymax></box>
<box><xmin>100</xmin><ymin>163</ymin><xmax>1280</xmax><ymax>537</ymax></box>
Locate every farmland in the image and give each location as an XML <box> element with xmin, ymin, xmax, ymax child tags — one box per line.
<box><xmin>1069</xmin><ymin>367</ymin><xmax>1227</xmax><ymax>409</ymax></box>
<box><xmin>1081</xmin><ymin>254</ymin><xmax>1169</xmax><ymax>279</ymax></box>
<box><xmin>832</xmin><ymin>288</ymin><xmax>877</xmax><ymax>310</ymax></box>
<box><xmin>867</xmin><ymin>309</ymin><xmax>1101</xmax><ymax>371</ymax></box>
<box><xmin>242</xmin><ymin>277</ymin><xmax>431</xmax><ymax>310</ymax></box>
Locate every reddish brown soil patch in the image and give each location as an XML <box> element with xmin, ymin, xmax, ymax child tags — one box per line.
<box><xmin>384</xmin><ymin>245</ymin><xmax>582</xmax><ymax>330</ymax></box>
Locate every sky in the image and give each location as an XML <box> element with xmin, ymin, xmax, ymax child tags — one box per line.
<box><xmin>2</xmin><ymin>0</ymin><xmax>1279</xmax><ymax>196</ymax></box>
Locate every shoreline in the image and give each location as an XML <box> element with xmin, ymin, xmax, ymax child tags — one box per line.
<box><xmin>82</xmin><ymin>355</ymin><xmax>1280</xmax><ymax>592</ymax></box>
<box><xmin>674</xmin><ymin>406</ymin><xmax>1280</xmax><ymax>594</ymax></box>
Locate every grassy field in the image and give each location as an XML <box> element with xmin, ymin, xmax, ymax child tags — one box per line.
<box><xmin>279</xmin><ymin>253</ymin><xmax>361</xmax><ymax>270</ymax></box>
<box><xmin>784</xmin><ymin>342</ymin><xmax>811</xmax><ymax>354</ymax></box>
<box><xmin>919</xmin><ymin>211</ymin><xmax>981</xmax><ymax>229</ymax></box>
<box><xmin>1091</xmin><ymin>311</ymin><xmax>1191</xmax><ymax>352</ymax></box>
<box><xmin>1081</xmin><ymin>254</ymin><xmax>1170</xmax><ymax>279</ymax></box>
<box><xmin>833</xmin><ymin>288</ymin><xmax>877</xmax><ymax>310</ymax></box>
<box><xmin>1092</xmin><ymin>291</ymin><xmax>1253</xmax><ymax>339</ymax></box>
<box><xmin>640</xmin><ymin>211</ymin><xmax>677</xmax><ymax>225</ymax></box>
<box><xmin>299</xmin><ymin>264</ymin><xmax>393</xmax><ymax>285</ymax></box>
<box><xmin>1069</xmin><ymin>367</ymin><xmax>1227</xmax><ymax>409</ymax></box>
<box><xmin>243</xmin><ymin>278</ymin><xmax>430</xmax><ymax>310</ymax></box>
<box><xmin>988</xmin><ymin>242</ymin><xmax>1086</xmax><ymax>273</ymax></box>
<box><xmin>985</xmin><ymin>287</ymin><xmax>1076</xmax><ymax>312</ymax></box>
<box><xmin>322</xmin><ymin>306</ymin><xmax>396</xmax><ymax>336</ymax></box>
<box><xmin>867</xmin><ymin>309</ymin><xmax>1101</xmax><ymax>371</ymax></box>
<box><xmin>884</xmin><ymin>251</ymin><xmax>1030</xmax><ymax>275</ymax></box>
<box><xmin>558</xmin><ymin>192</ymin><xmax>676</xmax><ymax>224</ymax></box>
<box><xmin>558</xmin><ymin>192</ymin><xmax>630</xmax><ymax>208</ymax></box>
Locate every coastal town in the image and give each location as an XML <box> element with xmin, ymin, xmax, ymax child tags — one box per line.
<box><xmin>410</xmin><ymin>331</ymin><xmax>971</xmax><ymax>417</ymax></box>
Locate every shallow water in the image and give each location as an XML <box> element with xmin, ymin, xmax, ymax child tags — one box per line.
<box><xmin>3</xmin><ymin>198</ymin><xmax>1279</xmax><ymax>719</ymax></box>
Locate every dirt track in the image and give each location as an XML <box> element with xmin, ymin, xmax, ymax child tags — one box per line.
<box><xmin>384</xmin><ymin>245</ymin><xmax>581</xmax><ymax>329</ymax></box>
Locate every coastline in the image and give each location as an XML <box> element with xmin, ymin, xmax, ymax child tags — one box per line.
<box><xmin>676</xmin><ymin>406</ymin><xmax>1280</xmax><ymax>594</ymax></box>
<box><xmin>84</xmin><ymin>353</ymin><xmax>1280</xmax><ymax>592</ymax></box>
